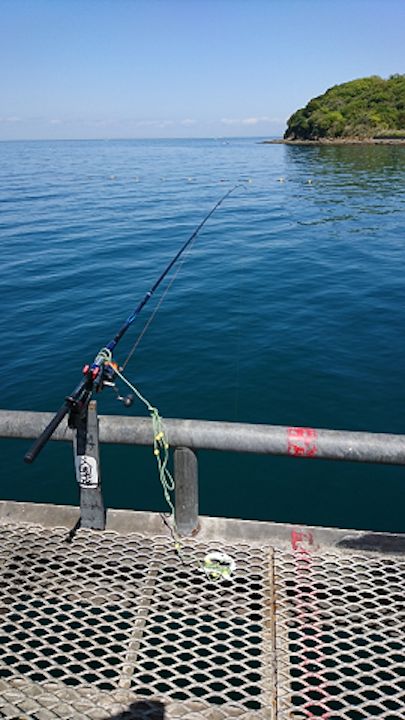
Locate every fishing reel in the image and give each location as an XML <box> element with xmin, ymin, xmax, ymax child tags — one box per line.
<box><xmin>99</xmin><ymin>362</ymin><xmax>135</xmax><ymax>407</ymax></box>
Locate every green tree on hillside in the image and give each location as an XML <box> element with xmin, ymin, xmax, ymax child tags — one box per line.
<box><xmin>284</xmin><ymin>75</ymin><xmax>405</xmax><ymax>140</ymax></box>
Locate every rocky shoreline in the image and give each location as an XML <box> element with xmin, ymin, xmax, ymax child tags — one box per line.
<box><xmin>262</xmin><ymin>137</ymin><xmax>405</xmax><ymax>145</ymax></box>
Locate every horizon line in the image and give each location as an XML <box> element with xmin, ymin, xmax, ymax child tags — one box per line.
<box><xmin>0</xmin><ymin>134</ymin><xmax>281</xmax><ymax>143</ymax></box>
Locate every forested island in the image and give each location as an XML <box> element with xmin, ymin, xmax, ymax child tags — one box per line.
<box><xmin>277</xmin><ymin>75</ymin><xmax>405</xmax><ymax>143</ymax></box>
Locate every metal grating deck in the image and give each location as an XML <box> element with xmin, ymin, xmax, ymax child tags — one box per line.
<box><xmin>274</xmin><ymin>546</ymin><xmax>405</xmax><ymax>719</ymax></box>
<box><xmin>0</xmin><ymin>518</ymin><xmax>404</xmax><ymax>719</ymax></box>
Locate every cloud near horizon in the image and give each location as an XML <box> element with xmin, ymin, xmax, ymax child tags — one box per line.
<box><xmin>220</xmin><ymin>116</ymin><xmax>283</xmax><ymax>126</ymax></box>
<box><xmin>0</xmin><ymin>113</ymin><xmax>285</xmax><ymax>139</ymax></box>
<box><xmin>0</xmin><ymin>116</ymin><xmax>23</xmax><ymax>124</ymax></box>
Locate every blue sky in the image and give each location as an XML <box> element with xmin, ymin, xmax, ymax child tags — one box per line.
<box><xmin>1</xmin><ymin>0</ymin><xmax>404</xmax><ymax>140</ymax></box>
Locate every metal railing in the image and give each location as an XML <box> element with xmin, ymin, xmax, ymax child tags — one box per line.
<box><xmin>1</xmin><ymin>407</ymin><xmax>405</xmax><ymax>535</ymax></box>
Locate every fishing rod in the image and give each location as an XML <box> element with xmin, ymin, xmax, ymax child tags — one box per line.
<box><xmin>24</xmin><ymin>184</ymin><xmax>242</xmax><ymax>464</ymax></box>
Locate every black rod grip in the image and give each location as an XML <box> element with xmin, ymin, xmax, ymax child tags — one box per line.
<box><xmin>24</xmin><ymin>402</ymin><xmax>70</xmax><ymax>464</ymax></box>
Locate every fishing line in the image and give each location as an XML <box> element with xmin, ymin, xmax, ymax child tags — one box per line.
<box><xmin>121</xmin><ymin>222</ymin><xmax>199</xmax><ymax>370</ymax></box>
<box><xmin>121</xmin><ymin>183</ymin><xmax>243</xmax><ymax>369</ymax></box>
<box><xmin>106</xmin><ymin>183</ymin><xmax>243</xmax><ymax>355</ymax></box>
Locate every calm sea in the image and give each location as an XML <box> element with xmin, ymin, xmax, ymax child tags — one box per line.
<box><xmin>1</xmin><ymin>138</ymin><xmax>404</xmax><ymax>532</ymax></box>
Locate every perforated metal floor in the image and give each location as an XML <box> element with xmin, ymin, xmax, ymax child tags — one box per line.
<box><xmin>0</xmin><ymin>520</ymin><xmax>404</xmax><ymax>719</ymax></box>
<box><xmin>274</xmin><ymin>547</ymin><xmax>405</xmax><ymax>719</ymax></box>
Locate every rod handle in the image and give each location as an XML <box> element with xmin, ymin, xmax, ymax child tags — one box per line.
<box><xmin>24</xmin><ymin>402</ymin><xmax>70</xmax><ymax>464</ymax></box>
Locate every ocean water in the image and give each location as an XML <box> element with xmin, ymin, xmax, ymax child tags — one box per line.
<box><xmin>1</xmin><ymin>138</ymin><xmax>404</xmax><ymax>532</ymax></box>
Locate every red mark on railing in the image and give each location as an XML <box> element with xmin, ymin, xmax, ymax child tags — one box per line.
<box><xmin>287</xmin><ymin>426</ymin><xmax>318</xmax><ymax>457</ymax></box>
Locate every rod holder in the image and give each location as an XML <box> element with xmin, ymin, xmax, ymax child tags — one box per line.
<box><xmin>73</xmin><ymin>400</ymin><xmax>105</xmax><ymax>530</ymax></box>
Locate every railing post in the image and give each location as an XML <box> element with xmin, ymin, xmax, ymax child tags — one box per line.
<box><xmin>174</xmin><ymin>446</ymin><xmax>199</xmax><ymax>536</ymax></box>
<box><xmin>73</xmin><ymin>400</ymin><xmax>105</xmax><ymax>530</ymax></box>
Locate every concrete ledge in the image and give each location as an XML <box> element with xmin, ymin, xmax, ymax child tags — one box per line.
<box><xmin>0</xmin><ymin>500</ymin><xmax>404</xmax><ymax>556</ymax></box>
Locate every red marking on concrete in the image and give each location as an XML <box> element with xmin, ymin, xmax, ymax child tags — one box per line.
<box><xmin>287</xmin><ymin>426</ymin><xmax>318</xmax><ymax>457</ymax></box>
<box><xmin>291</xmin><ymin>528</ymin><xmax>331</xmax><ymax>719</ymax></box>
<box><xmin>291</xmin><ymin>528</ymin><xmax>314</xmax><ymax>552</ymax></box>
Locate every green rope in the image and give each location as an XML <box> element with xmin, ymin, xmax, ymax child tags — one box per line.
<box><xmin>95</xmin><ymin>346</ymin><xmax>113</xmax><ymax>365</ymax></box>
<box><xmin>203</xmin><ymin>556</ymin><xmax>235</xmax><ymax>581</ymax></box>
<box><xmin>107</xmin><ymin>363</ymin><xmax>176</xmax><ymax>522</ymax></box>
<box><xmin>105</xmin><ymin>362</ymin><xmax>236</xmax><ymax>581</ymax></box>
